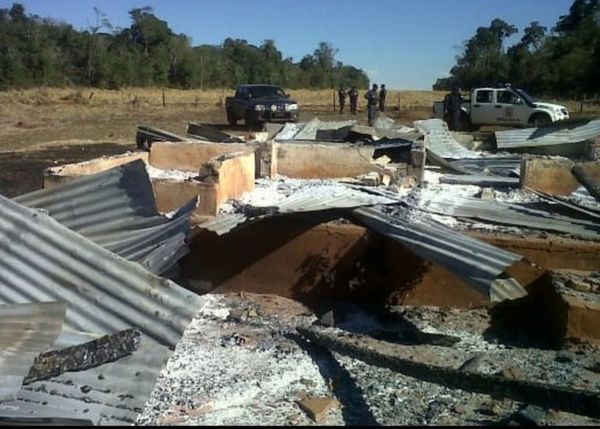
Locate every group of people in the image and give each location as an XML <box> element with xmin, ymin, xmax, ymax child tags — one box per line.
<box><xmin>337</xmin><ymin>84</ymin><xmax>387</xmax><ymax>126</ymax></box>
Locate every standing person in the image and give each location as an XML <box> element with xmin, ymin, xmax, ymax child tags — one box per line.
<box><xmin>379</xmin><ymin>84</ymin><xmax>387</xmax><ymax>112</ymax></box>
<box><xmin>443</xmin><ymin>86</ymin><xmax>464</xmax><ymax>131</ymax></box>
<box><xmin>338</xmin><ymin>85</ymin><xmax>347</xmax><ymax>114</ymax></box>
<box><xmin>349</xmin><ymin>86</ymin><xmax>359</xmax><ymax>115</ymax></box>
<box><xmin>364</xmin><ymin>83</ymin><xmax>379</xmax><ymax>126</ymax></box>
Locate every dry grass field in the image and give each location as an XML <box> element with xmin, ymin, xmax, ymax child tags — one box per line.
<box><xmin>0</xmin><ymin>87</ymin><xmax>596</xmax><ymax>152</ymax></box>
<box><xmin>0</xmin><ymin>88</ymin><xmax>444</xmax><ymax>151</ymax></box>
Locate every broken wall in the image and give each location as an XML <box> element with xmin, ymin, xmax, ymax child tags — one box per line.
<box><xmin>276</xmin><ymin>142</ymin><xmax>379</xmax><ymax>179</ymax></box>
<box><xmin>183</xmin><ymin>219</ymin><xmax>491</xmax><ymax>309</ymax></box>
<box><xmin>519</xmin><ymin>156</ymin><xmax>580</xmax><ymax>195</ymax></box>
<box><xmin>44</xmin><ymin>152</ymin><xmax>149</xmax><ymax>188</ymax></box>
<box><xmin>149</xmin><ymin>141</ymin><xmax>259</xmax><ymax>173</ymax></box>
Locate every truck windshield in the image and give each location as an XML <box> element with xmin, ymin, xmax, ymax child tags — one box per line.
<box><xmin>248</xmin><ymin>86</ymin><xmax>286</xmax><ymax>99</ymax></box>
<box><xmin>514</xmin><ymin>89</ymin><xmax>536</xmax><ymax>105</ymax></box>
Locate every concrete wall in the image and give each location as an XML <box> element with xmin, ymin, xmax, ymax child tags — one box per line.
<box><xmin>44</xmin><ymin>152</ymin><xmax>149</xmax><ymax>188</ymax></box>
<box><xmin>154</xmin><ymin>151</ymin><xmax>256</xmax><ymax>217</ymax></box>
<box><xmin>469</xmin><ymin>231</ymin><xmax>600</xmax><ymax>271</ymax></box>
<box><xmin>519</xmin><ymin>156</ymin><xmax>579</xmax><ymax>195</ymax></box>
<box><xmin>152</xmin><ymin>179</ymin><xmax>216</xmax><ymax>217</ymax></box>
<box><xmin>276</xmin><ymin>142</ymin><xmax>377</xmax><ymax>179</ymax></box>
<box><xmin>207</xmin><ymin>151</ymin><xmax>256</xmax><ymax>210</ymax></box>
<box><xmin>44</xmin><ymin>148</ymin><xmax>256</xmax><ymax>218</ymax></box>
<box><xmin>182</xmin><ymin>219</ymin><xmax>491</xmax><ymax>309</ymax></box>
<box><xmin>149</xmin><ymin>141</ymin><xmax>259</xmax><ymax>173</ymax></box>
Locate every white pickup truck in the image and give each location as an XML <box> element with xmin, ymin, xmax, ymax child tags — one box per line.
<box><xmin>433</xmin><ymin>87</ymin><xmax>570</xmax><ymax>130</ymax></box>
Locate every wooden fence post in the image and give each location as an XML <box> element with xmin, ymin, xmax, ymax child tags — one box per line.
<box><xmin>162</xmin><ymin>89</ymin><xmax>166</xmax><ymax>107</ymax></box>
<box><xmin>333</xmin><ymin>91</ymin><xmax>336</xmax><ymax>112</ymax></box>
<box><xmin>580</xmin><ymin>93</ymin><xmax>584</xmax><ymax>114</ymax></box>
<box><xmin>397</xmin><ymin>92</ymin><xmax>401</xmax><ymax>111</ymax></box>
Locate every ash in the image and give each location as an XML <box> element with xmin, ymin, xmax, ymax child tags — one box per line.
<box><xmin>137</xmin><ymin>294</ymin><xmax>600</xmax><ymax>426</ymax></box>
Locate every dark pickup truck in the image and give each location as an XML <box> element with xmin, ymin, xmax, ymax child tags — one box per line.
<box><xmin>225</xmin><ymin>84</ymin><xmax>299</xmax><ymax>128</ymax></box>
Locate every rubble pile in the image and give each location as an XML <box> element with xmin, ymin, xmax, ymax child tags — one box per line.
<box><xmin>1</xmin><ymin>117</ymin><xmax>600</xmax><ymax>425</ymax></box>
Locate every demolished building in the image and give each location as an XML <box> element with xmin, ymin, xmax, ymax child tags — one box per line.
<box><xmin>2</xmin><ymin>117</ymin><xmax>600</xmax><ymax>425</ymax></box>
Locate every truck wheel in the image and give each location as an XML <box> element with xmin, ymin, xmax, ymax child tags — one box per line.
<box><xmin>529</xmin><ymin>113</ymin><xmax>551</xmax><ymax>128</ymax></box>
<box><xmin>227</xmin><ymin>109</ymin><xmax>237</xmax><ymax>126</ymax></box>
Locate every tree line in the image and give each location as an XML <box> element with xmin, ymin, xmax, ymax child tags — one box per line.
<box><xmin>433</xmin><ymin>0</ymin><xmax>600</xmax><ymax>96</ymax></box>
<box><xmin>0</xmin><ymin>3</ymin><xmax>369</xmax><ymax>90</ymax></box>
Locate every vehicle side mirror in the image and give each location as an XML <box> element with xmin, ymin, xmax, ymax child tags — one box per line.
<box><xmin>286</xmin><ymin>93</ymin><xmax>290</xmax><ymax>98</ymax></box>
<box><xmin>514</xmin><ymin>97</ymin><xmax>523</xmax><ymax>105</ymax></box>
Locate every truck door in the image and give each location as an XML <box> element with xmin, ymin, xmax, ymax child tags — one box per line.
<box><xmin>470</xmin><ymin>89</ymin><xmax>494</xmax><ymax>125</ymax></box>
<box><xmin>495</xmin><ymin>90</ymin><xmax>529</xmax><ymax>125</ymax></box>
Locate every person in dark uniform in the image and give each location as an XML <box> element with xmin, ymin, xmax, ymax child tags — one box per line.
<box><xmin>349</xmin><ymin>86</ymin><xmax>358</xmax><ymax>115</ymax></box>
<box><xmin>379</xmin><ymin>84</ymin><xmax>387</xmax><ymax>112</ymax></box>
<box><xmin>364</xmin><ymin>83</ymin><xmax>379</xmax><ymax>126</ymax></box>
<box><xmin>338</xmin><ymin>85</ymin><xmax>347</xmax><ymax>114</ymax></box>
<box><xmin>443</xmin><ymin>86</ymin><xmax>464</xmax><ymax>131</ymax></box>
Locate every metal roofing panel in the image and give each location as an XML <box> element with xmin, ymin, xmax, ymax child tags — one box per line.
<box><xmin>568</xmin><ymin>186</ymin><xmax>600</xmax><ymax>212</ymax></box>
<box><xmin>14</xmin><ymin>160</ymin><xmax>196</xmax><ymax>275</ymax></box>
<box><xmin>187</xmin><ymin>122</ymin><xmax>244</xmax><ymax>143</ymax></box>
<box><xmin>291</xmin><ymin>118</ymin><xmax>357</xmax><ymax>141</ymax></box>
<box><xmin>0</xmin><ymin>193</ymin><xmax>203</xmax><ymax>348</ymax></box>
<box><xmin>274</xmin><ymin>122</ymin><xmax>305</xmax><ymax>140</ymax></box>
<box><xmin>414</xmin><ymin>118</ymin><xmax>481</xmax><ymax>159</ymax></box>
<box><xmin>1</xmin><ymin>337</ymin><xmax>171</xmax><ymax>425</ymax></box>
<box><xmin>572</xmin><ymin>160</ymin><xmax>600</xmax><ymax>202</ymax></box>
<box><xmin>450</xmin><ymin>156</ymin><xmax>522</xmax><ymax>177</ymax></box>
<box><xmin>351</xmin><ymin>206</ymin><xmax>526</xmax><ymax>301</ymax></box>
<box><xmin>439</xmin><ymin>174</ymin><xmax>519</xmax><ymax>188</ymax></box>
<box><xmin>0</xmin><ymin>303</ymin><xmax>65</xmax><ymax>401</ymax></box>
<box><xmin>417</xmin><ymin>193</ymin><xmax>600</xmax><ymax>241</ymax></box>
<box><xmin>495</xmin><ymin>119</ymin><xmax>600</xmax><ymax>149</ymax></box>
<box><xmin>199</xmin><ymin>185</ymin><xmax>400</xmax><ymax>235</ymax></box>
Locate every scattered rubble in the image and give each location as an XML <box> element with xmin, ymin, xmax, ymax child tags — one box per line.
<box><xmin>24</xmin><ymin>329</ymin><xmax>141</xmax><ymax>385</ymax></box>
<box><xmin>2</xmin><ymin>114</ymin><xmax>600</xmax><ymax>426</ymax></box>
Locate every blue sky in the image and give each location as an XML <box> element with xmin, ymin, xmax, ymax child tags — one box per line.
<box><xmin>5</xmin><ymin>0</ymin><xmax>574</xmax><ymax>89</ymax></box>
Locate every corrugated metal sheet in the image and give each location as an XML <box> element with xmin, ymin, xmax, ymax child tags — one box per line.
<box><xmin>495</xmin><ymin>119</ymin><xmax>600</xmax><ymax>149</ymax></box>
<box><xmin>0</xmin><ymin>193</ymin><xmax>203</xmax><ymax>348</ymax></box>
<box><xmin>525</xmin><ymin>188</ymin><xmax>600</xmax><ymax>221</ymax></box>
<box><xmin>1</xmin><ymin>336</ymin><xmax>171</xmax><ymax>425</ymax></box>
<box><xmin>572</xmin><ymin>160</ymin><xmax>600</xmax><ymax>203</ymax></box>
<box><xmin>416</xmin><ymin>193</ymin><xmax>600</xmax><ymax>241</ymax></box>
<box><xmin>351</xmin><ymin>206</ymin><xmax>526</xmax><ymax>301</ymax></box>
<box><xmin>568</xmin><ymin>186</ymin><xmax>600</xmax><ymax>212</ymax></box>
<box><xmin>439</xmin><ymin>174</ymin><xmax>519</xmax><ymax>188</ymax></box>
<box><xmin>200</xmin><ymin>185</ymin><xmax>400</xmax><ymax>235</ymax></box>
<box><xmin>0</xmin><ymin>303</ymin><xmax>66</xmax><ymax>401</ymax></box>
<box><xmin>274</xmin><ymin>122</ymin><xmax>305</xmax><ymax>140</ymax></box>
<box><xmin>450</xmin><ymin>156</ymin><xmax>522</xmax><ymax>177</ymax></box>
<box><xmin>414</xmin><ymin>118</ymin><xmax>481</xmax><ymax>159</ymax></box>
<box><xmin>14</xmin><ymin>160</ymin><xmax>196</xmax><ymax>275</ymax></box>
<box><xmin>187</xmin><ymin>122</ymin><xmax>244</xmax><ymax>143</ymax></box>
<box><xmin>291</xmin><ymin>118</ymin><xmax>357</xmax><ymax>141</ymax></box>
